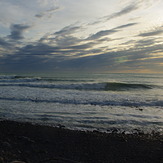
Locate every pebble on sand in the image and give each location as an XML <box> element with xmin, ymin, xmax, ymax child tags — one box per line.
<box><xmin>10</xmin><ymin>161</ymin><xmax>26</xmax><ymax>163</ymax></box>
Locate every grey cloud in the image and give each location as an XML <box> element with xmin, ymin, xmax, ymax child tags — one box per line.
<box><xmin>35</xmin><ymin>14</ymin><xmax>43</xmax><ymax>18</ymax></box>
<box><xmin>138</xmin><ymin>28</ymin><xmax>163</xmax><ymax>37</ymax></box>
<box><xmin>19</xmin><ymin>42</ymin><xmax>96</xmax><ymax>59</ymax></box>
<box><xmin>88</xmin><ymin>3</ymin><xmax>139</xmax><ymax>26</ymax></box>
<box><xmin>1</xmin><ymin>21</ymin><xmax>163</xmax><ymax>73</ymax></box>
<box><xmin>39</xmin><ymin>25</ymin><xmax>83</xmax><ymax>47</ymax></box>
<box><xmin>68</xmin><ymin>42</ymin><xmax>95</xmax><ymax>50</ymax></box>
<box><xmin>135</xmin><ymin>38</ymin><xmax>156</xmax><ymax>47</ymax></box>
<box><xmin>6</xmin><ymin>22</ymin><xmax>105</xmax><ymax>62</ymax></box>
<box><xmin>123</xmin><ymin>43</ymin><xmax>163</xmax><ymax>60</ymax></box>
<box><xmin>54</xmin><ymin>35</ymin><xmax>82</xmax><ymax>47</ymax></box>
<box><xmin>88</xmin><ymin>29</ymin><xmax>117</xmax><ymax>40</ymax></box>
<box><xmin>13</xmin><ymin>23</ymin><xmax>163</xmax><ymax>63</ymax></box>
<box><xmin>35</xmin><ymin>6</ymin><xmax>60</xmax><ymax>18</ymax></box>
<box><xmin>114</xmin><ymin>23</ymin><xmax>138</xmax><ymax>29</ymax></box>
<box><xmin>1</xmin><ymin>40</ymin><xmax>163</xmax><ymax>73</ymax></box>
<box><xmin>106</xmin><ymin>4</ymin><xmax>138</xmax><ymax>20</ymax></box>
<box><xmin>0</xmin><ymin>53</ymin><xmax>51</xmax><ymax>73</ymax></box>
<box><xmin>41</xmin><ymin>24</ymin><xmax>122</xmax><ymax>51</ymax></box>
<box><xmin>40</xmin><ymin>24</ymin><xmax>95</xmax><ymax>52</ymax></box>
<box><xmin>54</xmin><ymin>25</ymin><xmax>81</xmax><ymax>36</ymax></box>
<box><xmin>40</xmin><ymin>35</ymin><xmax>85</xmax><ymax>51</ymax></box>
<box><xmin>16</xmin><ymin>43</ymin><xmax>66</xmax><ymax>56</ymax></box>
<box><xmin>8</xmin><ymin>24</ymin><xmax>31</xmax><ymax>40</ymax></box>
<box><xmin>87</xmin><ymin>22</ymin><xmax>138</xmax><ymax>41</ymax></box>
<box><xmin>0</xmin><ymin>37</ymin><xmax>11</xmax><ymax>47</ymax></box>
<box><xmin>120</xmin><ymin>39</ymin><xmax>136</xmax><ymax>45</ymax></box>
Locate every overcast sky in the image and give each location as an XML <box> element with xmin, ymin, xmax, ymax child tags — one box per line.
<box><xmin>0</xmin><ymin>0</ymin><xmax>163</xmax><ymax>74</ymax></box>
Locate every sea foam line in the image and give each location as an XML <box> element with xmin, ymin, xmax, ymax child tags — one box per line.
<box><xmin>0</xmin><ymin>97</ymin><xmax>162</xmax><ymax>107</ymax></box>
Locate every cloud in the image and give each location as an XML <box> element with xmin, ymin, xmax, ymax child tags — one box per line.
<box><xmin>54</xmin><ymin>24</ymin><xmax>82</xmax><ymax>36</ymax></box>
<box><xmin>87</xmin><ymin>22</ymin><xmax>138</xmax><ymax>40</ymax></box>
<box><xmin>0</xmin><ymin>37</ymin><xmax>16</xmax><ymax>56</ymax></box>
<box><xmin>35</xmin><ymin>6</ymin><xmax>60</xmax><ymax>18</ymax></box>
<box><xmin>138</xmin><ymin>27</ymin><xmax>163</xmax><ymax>37</ymax></box>
<box><xmin>40</xmin><ymin>22</ymin><xmax>136</xmax><ymax>53</ymax></box>
<box><xmin>35</xmin><ymin>14</ymin><xmax>43</xmax><ymax>18</ymax></box>
<box><xmin>87</xmin><ymin>29</ymin><xmax>118</xmax><ymax>40</ymax></box>
<box><xmin>114</xmin><ymin>23</ymin><xmax>138</xmax><ymax>29</ymax></box>
<box><xmin>1</xmin><ymin>38</ymin><xmax>163</xmax><ymax>73</ymax></box>
<box><xmin>88</xmin><ymin>2</ymin><xmax>140</xmax><ymax>26</ymax></box>
<box><xmin>106</xmin><ymin>3</ymin><xmax>138</xmax><ymax>21</ymax></box>
<box><xmin>56</xmin><ymin>43</ymin><xmax>163</xmax><ymax>72</ymax></box>
<box><xmin>0</xmin><ymin>13</ymin><xmax>162</xmax><ymax>73</ymax></box>
<box><xmin>0</xmin><ymin>37</ymin><xmax>11</xmax><ymax>47</ymax></box>
<box><xmin>0</xmin><ymin>53</ymin><xmax>50</xmax><ymax>73</ymax></box>
<box><xmin>1</xmin><ymin>23</ymin><xmax>104</xmax><ymax>63</ymax></box>
<box><xmin>8</xmin><ymin>24</ymin><xmax>31</xmax><ymax>40</ymax></box>
<box><xmin>15</xmin><ymin>38</ymin><xmax>95</xmax><ymax>59</ymax></box>
<box><xmin>135</xmin><ymin>38</ymin><xmax>156</xmax><ymax>47</ymax></box>
<box><xmin>40</xmin><ymin>24</ymin><xmax>84</xmax><ymax>48</ymax></box>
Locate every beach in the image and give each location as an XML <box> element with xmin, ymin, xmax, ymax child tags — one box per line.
<box><xmin>0</xmin><ymin>74</ymin><xmax>163</xmax><ymax>162</ymax></box>
<box><xmin>0</xmin><ymin>120</ymin><xmax>162</xmax><ymax>163</ymax></box>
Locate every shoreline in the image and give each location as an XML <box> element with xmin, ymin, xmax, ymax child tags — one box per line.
<box><xmin>0</xmin><ymin>120</ymin><xmax>162</xmax><ymax>163</ymax></box>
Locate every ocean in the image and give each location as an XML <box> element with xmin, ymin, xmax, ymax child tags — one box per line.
<box><xmin>0</xmin><ymin>73</ymin><xmax>163</xmax><ymax>134</ymax></box>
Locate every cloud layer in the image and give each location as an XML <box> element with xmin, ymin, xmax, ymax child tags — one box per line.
<box><xmin>8</xmin><ymin>24</ymin><xmax>31</xmax><ymax>40</ymax></box>
<box><xmin>0</xmin><ymin>0</ymin><xmax>163</xmax><ymax>73</ymax></box>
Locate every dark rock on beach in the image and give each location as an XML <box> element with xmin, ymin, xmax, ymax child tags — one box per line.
<box><xmin>0</xmin><ymin>120</ymin><xmax>162</xmax><ymax>163</ymax></box>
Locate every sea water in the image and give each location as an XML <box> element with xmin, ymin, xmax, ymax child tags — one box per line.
<box><xmin>0</xmin><ymin>73</ymin><xmax>163</xmax><ymax>134</ymax></box>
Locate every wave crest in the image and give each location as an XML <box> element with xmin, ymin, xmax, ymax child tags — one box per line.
<box><xmin>105</xmin><ymin>82</ymin><xmax>152</xmax><ymax>91</ymax></box>
<box><xmin>0</xmin><ymin>82</ymin><xmax>153</xmax><ymax>91</ymax></box>
<box><xmin>0</xmin><ymin>75</ymin><xmax>154</xmax><ymax>91</ymax></box>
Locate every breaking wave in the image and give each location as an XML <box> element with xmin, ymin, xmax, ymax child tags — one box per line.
<box><xmin>105</xmin><ymin>82</ymin><xmax>152</xmax><ymax>91</ymax></box>
<box><xmin>0</xmin><ymin>82</ymin><xmax>153</xmax><ymax>91</ymax></box>
<box><xmin>0</xmin><ymin>75</ymin><xmax>93</xmax><ymax>83</ymax></box>
<box><xmin>0</xmin><ymin>75</ymin><xmax>154</xmax><ymax>91</ymax></box>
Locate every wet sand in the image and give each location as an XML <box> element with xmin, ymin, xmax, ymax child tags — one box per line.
<box><xmin>0</xmin><ymin>120</ymin><xmax>162</xmax><ymax>163</ymax></box>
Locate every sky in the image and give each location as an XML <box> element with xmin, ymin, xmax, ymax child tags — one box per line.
<box><xmin>0</xmin><ymin>0</ymin><xmax>163</xmax><ymax>74</ymax></box>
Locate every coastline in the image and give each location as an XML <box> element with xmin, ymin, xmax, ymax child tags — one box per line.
<box><xmin>0</xmin><ymin>120</ymin><xmax>162</xmax><ymax>163</ymax></box>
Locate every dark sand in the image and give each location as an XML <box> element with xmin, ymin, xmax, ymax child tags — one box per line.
<box><xmin>0</xmin><ymin>120</ymin><xmax>162</xmax><ymax>163</ymax></box>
